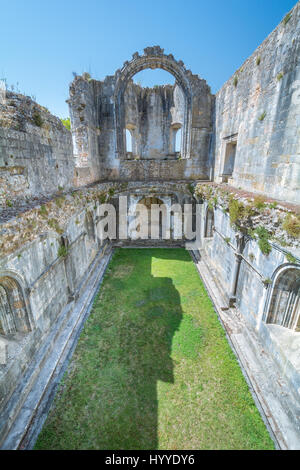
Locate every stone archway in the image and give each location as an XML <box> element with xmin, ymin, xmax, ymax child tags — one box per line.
<box><xmin>0</xmin><ymin>276</ymin><xmax>31</xmax><ymax>335</ymax></box>
<box><xmin>114</xmin><ymin>46</ymin><xmax>193</xmax><ymax>160</ymax></box>
<box><xmin>265</xmin><ymin>267</ymin><xmax>300</xmax><ymax>331</ymax></box>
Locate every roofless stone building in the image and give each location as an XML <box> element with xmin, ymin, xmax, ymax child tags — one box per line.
<box><xmin>0</xmin><ymin>2</ymin><xmax>300</xmax><ymax>449</ymax></box>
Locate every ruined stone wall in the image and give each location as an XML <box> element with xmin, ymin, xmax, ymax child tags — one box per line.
<box><xmin>0</xmin><ymin>92</ymin><xmax>74</xmax><ymax>204</ymax></box>
<box><xmin>68</xmin><ymin>47</ymin><xmax>214</xmax><ymax>185</ymax></box>
<box><xmin>214</xmin><ymin>3</ymin><xmax>300</xmax><ymax>204</ymax></box>
<box><xmin>0</xmin><ymin>185</ymin><xmax>115</xmax><ymax>443</ymax></box>
<box><xmin>196</xmin><ymin>183</ymin><xmax>300</xmax><ymax>398</ymax></box>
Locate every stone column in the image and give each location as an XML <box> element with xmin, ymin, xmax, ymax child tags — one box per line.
<box><xmin>228</xmin><ymin>233</ymin><xmax>245</xmax><ymax>307</ymax></box>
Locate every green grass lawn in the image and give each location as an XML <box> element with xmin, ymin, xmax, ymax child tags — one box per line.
<box><xmin>35</xmin><ymin>248</ymin><xmax>274</xmax><ymax>450</ymax></box>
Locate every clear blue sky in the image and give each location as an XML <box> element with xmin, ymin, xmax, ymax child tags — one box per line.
<box><xmin>0</xmin><ymin>0</ymin><xmax>296</xmax><ymax>118</ymax></box>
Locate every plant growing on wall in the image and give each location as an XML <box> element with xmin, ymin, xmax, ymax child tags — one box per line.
<box><xmin>32</xmin><ymin>110</ymin><xmax>43</xmax><ymax>127</ymax></box>
<box><xmin>258</xmin><ymin>111</ymin><xmax>266</xmax><ymax>121</ymax></box>
<box><xmin>208</xmin><ymin>196</ymin><xmax>218</xmax><ymax>209</ymax></box>
<box><xmin>256</xmin><ymin>56</ymin><xmax>261</xmax><ymax>66</ymax></box>
<box><xmin>233</xmin><ymin>76</ymin><xmax>238</xmax><ymax>87</ymax></box>
<box><xmin>282</xmin><ymin>12</ymin><xmax>292</xmax><ymax>25</ymax></box>
<box><xmin>286</xmin><ymin>252</ymin><xmax>297</xmax><ymax>264</ymax></box>
<box><xmin>229</xmin><ymin>198</ymin><xmax>244</xmax><ymax>225</ymax></box>
<box><xmin>251</xmin><ymin>226</ymin><xmax>272</xmax><ymax>256</ymax></box>
<box><xmin>58</xmin><ymin>245</ymin><xmax>68</xmax><ymax>258</ymax></box>
<box><xmin>39</xmin><ymin>205</ymin><xmax>48</xmax><ymax>217</ymax></box>
<box><xmin>48</xmin><ymin>218</ymin><xmax>64</xmax><ymax>235</ymax></box>
<box><xmin>282</xmin><ymin>214</ymin><xmax>300</xmax><ymax>238</ymax></box>
<box><xmin>262</xmin><ymin>278</ymin><xmax>272</xmax><ymax>287</ymax></box>
<box><xmin>61</xmin><ymin>118</ymin><xmax>71</xmax><ymax>131</ymax></box>
<box><xmin>187</xmin><ymin>183</ymin><xmax>194</xmax><ymax>195</ymax></box>
<box><xmin>253</xmin><ymin>195</ymin><xmax>266</xmax><ymax>210</ymax></box>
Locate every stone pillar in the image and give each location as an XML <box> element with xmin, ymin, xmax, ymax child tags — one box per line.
<box><xmin>228</xmin><ymin>233</ymin><xmax>245</xmax><ymax>307</ymax></box>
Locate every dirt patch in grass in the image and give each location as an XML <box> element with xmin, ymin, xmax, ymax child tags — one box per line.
<box><xmin>35</xmin><ymin>248</ymin><xmax>274</xmax><ymax>450</ymax></box>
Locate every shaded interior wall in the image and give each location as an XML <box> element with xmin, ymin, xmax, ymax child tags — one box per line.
<box><xmin>124</xmin><ymin>83</ymin><xmax>184</xmax><ymax>159</ymax></box>
<box><xmin>214</xmin><ymin>3</ymin><xmax>300</xmax><ymax>204</ymax></box>
<box><xmin>0</xmin><ymin>92</ymin><xmax>74</xmax><ymax>203</ymax></box>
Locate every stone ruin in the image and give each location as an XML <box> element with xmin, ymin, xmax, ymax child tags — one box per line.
<box><xmin>0</xmin><ymin>2</ymin><xmax>300</xmax><ymax>449</ymax></box>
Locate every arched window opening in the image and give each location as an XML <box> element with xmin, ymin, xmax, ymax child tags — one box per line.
<box><xmin>204</xmin><ymin>208</ymin><xmax>214</xmax><ymax>238</ymax></box>
<box><xmin>0</xmin><ymin>277</ymin><xmax>31</xmax><ymax>335</ymax></box>
<box><xmin>115</xmin><ymin>52</ymin><xmax>192</xmax><ymax>160</ymax></box>
<box><xmin>267</xmin><ymin>268</ymin><xmax>300</xmax><ymax>331</ymax></box>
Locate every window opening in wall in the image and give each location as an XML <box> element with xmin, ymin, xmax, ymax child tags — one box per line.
<box><xmin>175</xmin><ymin>127</ymin><xmax>182</xmax><ymax>153</ymax></box>
<box><xmin>221</xmin><ymin>135</ymin><xmax>238</xmax><ymax>182</ymax></box>
<box><xmin>267</xmin><ymin>269</ymin><xmax>300</xmax><ymax>331</ymax></box>
<box><xmin>171</xmin><ymin>124</ymin><xmax>182</xmax><ymax>156</ymax></box>
<box><xmin>126</xmin><ymin>129</ymin><xmax>133</xmax><ymax>153</ymax></box>
<box><xmin>223</xmin><ymin>141</ymin><xmax>237</xmax><ymax>177</ymax></box>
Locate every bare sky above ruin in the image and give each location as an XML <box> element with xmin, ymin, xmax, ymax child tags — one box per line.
<box><xmin>0</xmin><ymin>0</ymin><xmax>296</xmax><ymax>118</ymax></box>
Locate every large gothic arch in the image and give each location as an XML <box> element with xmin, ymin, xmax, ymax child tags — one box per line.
<box><xmin>114</xmin><ymin>46</ymin><xmax>194</xmax><ymax>160</ymax></box>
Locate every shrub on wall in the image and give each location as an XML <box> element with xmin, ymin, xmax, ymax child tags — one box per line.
<box><xmin>61</xmin><ymin>118</ymin><xmax>71</xmax><ymax>131</ymax></box>
<box><xmin>282</xmin><ymin>214</ymin><xmax>300</xmax><ymax>238</ymax></box>
<box><xmin>250</xmin><ymin>226</ymin><xmax>272</xmax><ymax>256</ymax></box>
<box><xmin>282</xmin><ymin>12</ymin><xmax>292</xmax><ymax>25</ymax></box>
<box><xmin>258</xmin><ymin>111</ymin><xmax>266</xmax><ymax>121</ymax></box>
<box><xmin>58</xmin><ymin>245</ymin><xmax>68</xmax><ymax>258</ymax></box>
<box><xmin>32</xmin><ymin>110</ymin><xmax>43</xmax><ymax>127</ymax></box>
<box><xmin>253</xmin><ymin>195</ymin><xmax>266</xmax><ymax>210</ymax></box>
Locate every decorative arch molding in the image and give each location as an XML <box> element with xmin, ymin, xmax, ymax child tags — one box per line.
<box><xmin>263</xmin><ymin>263</ymin><xmax>300</xmax><ymax>331</ymax></box>
<box><xmin>114</xmin><ymin>46</ymin><xmax>197</xmax><ymax>160</ymax></box>
<box><xmin>0</xmin><ymin>269</ymin><xmax>34</xmax><ymax>334</ymax></box>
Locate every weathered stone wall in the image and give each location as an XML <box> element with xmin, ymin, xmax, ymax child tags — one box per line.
<box><xmin>0</xmin><ymin>92</ymin><xmax>74</xmax><ymax>204</ymax></box>
<box><xmin>214</xmin><ymin>3</ymin><xmax>300</xmax><ymax>204</ymax></box>
<box><xmin>197</xmin><ymin>185</ymin><xmax>300</xmax><ymax>399</ymax></box>
<box><xmin>68</xmin><ymin>47</ymin><xmax>214</xmax><ymax>185</ymax></box>
<box><xmin>0</xmin><ymin>190</ymin><xmax>113</xmax><ymax>443</ymax></box>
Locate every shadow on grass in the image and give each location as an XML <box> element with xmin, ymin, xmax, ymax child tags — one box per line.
<box><xmin>35</xmin><ymin>249</ymin><xmax>188</xmax><ymax>450</ymax></box>
<box><xmin>101</xmin><ymin>250</ymin><xmax>184</xmax><ymax>449</ymax></box>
